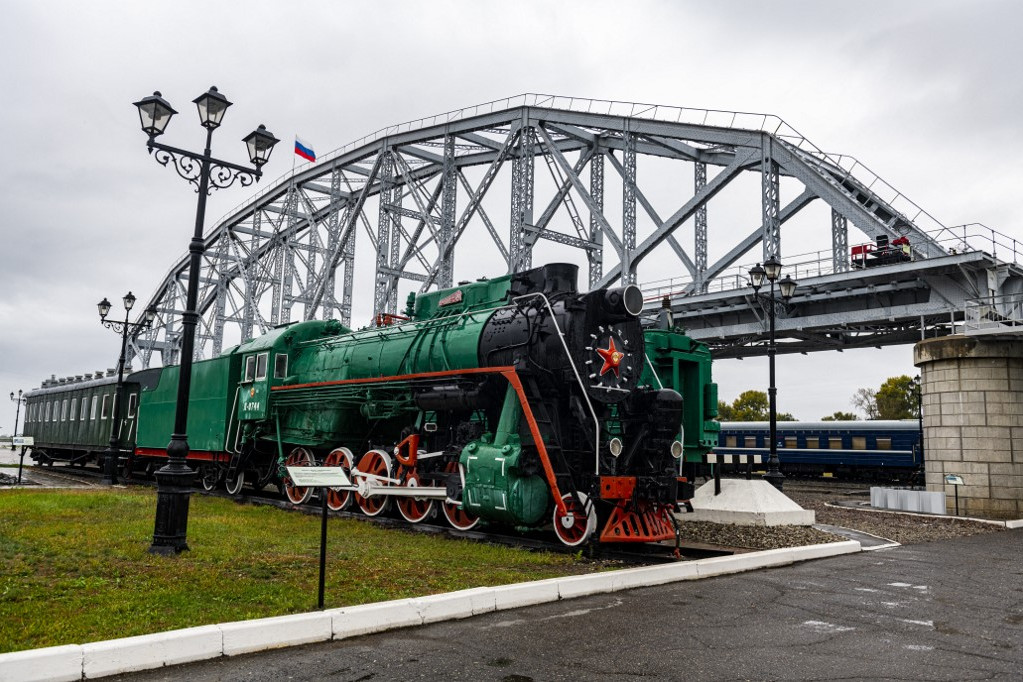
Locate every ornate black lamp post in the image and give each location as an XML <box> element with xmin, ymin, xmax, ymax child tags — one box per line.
<box><xmin>134</xmin><ymin>87</ymin><xmax>278</xmax><ymax>555</ymax></box>
<box><xmin>98</xmin><ymin>292</ymin><xmax>157</xmax><ymax>485</ymax></box>
<box><xmin>9</xmin><ymin>390</ymin><xmax>25</xmax><ymax>450</ymax></box>
<box><xmin>749</xmin><ymin>256</ymin><xmax>797</xmax><ymax>491</ymax></box>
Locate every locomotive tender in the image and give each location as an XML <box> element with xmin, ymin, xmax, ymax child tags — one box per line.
<box><xmin>23</xmin><ymin>264</ymin><xmax>720</xmax><ymax>546</ymax></box>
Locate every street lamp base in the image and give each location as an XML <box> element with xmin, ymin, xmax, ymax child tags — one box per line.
<box><xmin>763</xmin><ymin>469</ymin><xmax>786</xmax><ymax>491</ymax></box>
<box><xmin>101</xmin><ymin>449</ymin><xmax>119</xmax><ymax>486</ymax></box>
<box><xmin>149</xmin><ymin>463</ymin><xmax>195</xmax><ymax>555</ymax></box>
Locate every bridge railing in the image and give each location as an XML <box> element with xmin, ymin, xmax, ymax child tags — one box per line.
<box><xmin>964</xmin><ymin>293</ymin><xmax>1023</xmax><ymax>335</ymax></box>
<box><xmin>642</xmin><ymin>223</ymin><xmax>1022</xmax><ymax>303</ymax></box>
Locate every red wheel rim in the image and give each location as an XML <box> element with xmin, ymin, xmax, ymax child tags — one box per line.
<box><xmin>553</xmin><ymin>492</ymin><xmax>596</xmax><ymax>547</ymax></box>
<box><xmin>323</xmin><ymin>447</ymin><xmax>353</xmax><ymax>511</ymax></box>
<box><xmin>441</xmin><ymin>461</ymin><xmax>479</xmax><ymax>531</ymax></box>
<box><xmin>397</xmin><ymin>472</ymin><xmax>435</xmax><ymax>523</ymax></box>
<box><xmin>355</xmin><ymin>450</ymin><xmax>391</xmax><ymax>517</ymax></box>
<box><xmin>284</xmin><ymin>447</ymin><xmax>314</xmax><ymax>505</ymax></box>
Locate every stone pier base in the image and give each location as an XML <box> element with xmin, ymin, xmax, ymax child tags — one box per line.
<box><xmin>914</xmin><ymin>335</ymin><xmax>1023</xmax><ymax>518</ymax></box>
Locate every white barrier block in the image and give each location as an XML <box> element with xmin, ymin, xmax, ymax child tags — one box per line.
<box><xmin>611</xmin><ymin>561</ymin><xmax>699</xmax><ymax>591</ymax></box>
<box><xmin>82</xmin><ymin>624</ymin><xmax>222</xmax><ymax>678</ymax></box>
<box><xmin>221</xmin><ymin>612</ymin><xmax>331</xmax><ymax>656</ymax></box>
<box><xmin>1006</xmin><ymin>519</ymin><xmax>1023</xmax><ymax>529</ymax></box>
<box><xmin>789</xmin><ymin>541</ymin><xmax>861</xmax><ymax>561</ymax></box>
<box><xmin>695</xmin><ymin>551</ymin><xmax>790</xmax><ymax>578</ymax></box>
<box><xmin>0</xmin><ymin>644</ymin><xmax>82</xmax><ymax>682</ymax></box>
<box><xmin>329</xmin><ymin>599</ymin><xmax>423</xmax><ymax>640</ymax></box>
<box><xmin>411</xmin><ymin>591</ymin><xmax>476</xmax><ymax>624</ymax></box>
<box><xmin>556</xmin><ymin>572</ymin><xmax>616</xmax><ymax>600</ymax></box>
<box><xmin>491</xmin><ymin>579</ymin><xmax>561</xmax><ymax>610</ymax></box>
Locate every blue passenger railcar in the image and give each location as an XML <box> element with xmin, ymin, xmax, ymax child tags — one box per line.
<box><xmin>713</xmin><ymin>420</ymin><xmax>922</xmax><ymax>481</ymax></box>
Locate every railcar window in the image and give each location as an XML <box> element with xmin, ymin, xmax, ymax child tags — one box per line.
<box><xmin>70</xmin><ymin>399</ymin><xmax>77</xmax><ymax>421</ymax></box>
<box><xmin>784</xmin><ymin>436</ymin><xmax>797</xmax><ymax>448</ymax></box>
<box><xmin>101</xmin><ymin>395</ymin><xmax>109</xmax><ymax>419</ymax></box>
<box><xmin>52</xmin><ymin>400</ymin><xmax>58</xmax><ymax>421</ymax></box>
<box><xmin>45</xmin><ymin>402</ymin><xmax>51</xmax><ymax>422</ymax></box>
<box><xmin>274</xmin><ymin>354</ymin><xmax>288</xmax><ymax>379</ymax></box>
<box><xmin>127</xmin><ymin>394</ymin><xmax>137</xmax><ymax>418</ymax></box>
<box><xmin>852</xmin><ymin>436</ymin><xmax>866</xmax><ymax>450</ymax></box>
<box><xmin>806</xmin><ymin>437</ymin><xmax>819</xmax><ymax>449</ymax></box>
<box><xmin>255</xmin><ymin>353</ymin><xmax>269</xmax><ymax>380</ymax></box>
<box><xmin>744</xmin><ymin>436</ymin><xmax>757</xmax><ymax>448</ymax></box>
<box><xmin>91</xmin><ymin>396</ymin><xmax>98</xmax><ymax>420</ymax></box>
<box><xmin>243</xmin><ymin>356</ymin><xmax>255</xmax><ymax>382</ymax></box>
<box><xmin>877</xmin><ymin>438</ymin><xmax>892</xmax><ymax>450</ymax></box>
<box><xmin>80</xmin><ymin>398</ymin><xmax>88</xmax><ymax>421</ymax></box>
<box><xmin>725</xmin><ymin>436</ymin><xmax>737</xmax><ymax>447</ymax></box>
<box><xmin>829</xmin><ymin>437</ymin><xmax>843</xmax><ymax>449</ymax></box>
<box><xmin>62</xmin><ymin>400</ymin><xmax>68</xmax><ymax>421</ymax></box>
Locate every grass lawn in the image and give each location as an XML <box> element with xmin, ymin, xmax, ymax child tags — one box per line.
<box><xmin>0</xmin><ymin>489</ymin><xmax>596</xmax><ymax>653</ymax></box>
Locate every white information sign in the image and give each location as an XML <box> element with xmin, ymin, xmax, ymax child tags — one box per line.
<box><xmin>12</xmin><ymin>437</ymin><xmax>34</xmax><ymax>446</ymax></box>
<box><xmin>944</xmin><ymin>474</ymin><xmax>965</xmax><ymax>486</ymax></box>
<box><xmin>286</xmin><ymin>466</ymin><xmax>352</xmax><ymax>487</ymax></box>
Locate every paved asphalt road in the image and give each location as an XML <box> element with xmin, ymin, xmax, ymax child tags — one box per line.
<box><xmin>114</xmin><ymin>529</ymin><xmax>1023</xmax><ymax>681</ymax></box>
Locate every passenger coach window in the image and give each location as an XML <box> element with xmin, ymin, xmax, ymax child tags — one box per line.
<box><xmin>70</xmin><ymin>399</ymin><xmax>77</xmax><ymax>421</ymax></box>
<box><xmin>91</xmin><ymin>396</ymin><xmax>98</xmax><ymax>420</ymax></box>
<box><xmin>877</xmin><ymin>438</ymin><xmax>892</xmax><ymax>450</ymax></box>
<box><xmin>52</xmin><ymin>400</ymin><xmax>58</xmax><ymax>421</ymax></box>
<box><xmin>744</xmin><ymin>436</ymin><xmax>757</xmax><ymax>448</ymax></box>
<box><xmin>852</xmin><ymin>436</ymin><xmax>866</xmax><ymax>450</ymax></box>
<box><xmin>127</xmin><ymin>394</ymin><xmax>137</xmax><ymax>418</ymax></box>
<box><xmin>101</xmin><ymin>395</ymin><xmax>109</xmax><ymax>419</ymax></box>
<box><xmin>806</xmin><ymin>437</ymin><xmax>819</xmax><ymax>448</ymax></box>
<box><xmin>61</xmin><ymin>400</ymin><xmax>68</xmax><ymax>421</ymax></box>
<box><xmin>80</xmin><ymin>399</ymin><xmax>88</xmax><ymax>421</ymax></box>
<box><xmin>829</xmin><ymin>437</ymin><xmax>843</xmax><ymax>449</ymax></box>
<box><xmin>45</xmin><ymin>402</ymin><xmax>51</xmax><ymax>422</ymax></box>
<box><xmin>725</xmin><ymin>436</ymin><xmax>737</xmax><ymax>447</ymax></box>
<box><xmin>255</xmin><ymin>353</ymin><xmax>269</xmax><ymax>380</ymax></box>
<box><xmin>784</xmin><ymin>437</ymin><xmax>797</xmax><ymax>449</ymax></box>
<box><xmin>243</xmin><ymin>356</ymin><xmax>256</xmax><ymax>382</ymax></box>
<box><xmin>274</xmin><ymin>354</ymin><xmax>288</xmax><ymax>379</ymax></box>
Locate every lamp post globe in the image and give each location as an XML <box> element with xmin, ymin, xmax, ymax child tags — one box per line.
<box><xmin>134</xmin><ymin>87</ymin><xmax>277</xmax><ymax>555</ymax></box>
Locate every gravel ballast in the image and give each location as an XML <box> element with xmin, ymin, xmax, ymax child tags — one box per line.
<box><xmin>678</xmin><ymin>483</ymin><xmax>1007</xmax><ymax>551</ymax></box>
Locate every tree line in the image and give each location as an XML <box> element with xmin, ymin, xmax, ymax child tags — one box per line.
<box><xmin>717</xmin><ymin>374</ymin><xmax>920</xmax><ymax>422</ymax></box>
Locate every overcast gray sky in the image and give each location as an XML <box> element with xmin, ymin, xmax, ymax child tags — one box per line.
<box><xmin>2</xmin><ymin>0</ymin><xmax>1021</xmax><ymax>431</ymax></box>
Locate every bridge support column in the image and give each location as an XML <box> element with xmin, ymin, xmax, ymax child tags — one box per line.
<box><xmin>914</xmin><ymin>335</ymin><xmax>1023</xmax><ymax>518</ymax></box>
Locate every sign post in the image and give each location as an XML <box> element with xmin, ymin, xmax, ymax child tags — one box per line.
<box><xmin>285</xmin><ymin>466</ymin><xmax>353</xmax><ymax>609</ymax></box>
<box><xmin>944</xmin><ymin>473</ymin><xmax>964</xmax><ymax>516</ymax></box>
<box><xmin>12</xmin><ymin>437</ymin><xmax>34</xmax><ymax>486</ymax></box>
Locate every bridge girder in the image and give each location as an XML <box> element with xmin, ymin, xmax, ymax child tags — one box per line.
<box><xmin>128</xmin><ymin>94</ymin><xmax>1001</xmax><ymax>365</ymax></box>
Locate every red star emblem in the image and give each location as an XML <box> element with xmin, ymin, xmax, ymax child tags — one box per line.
<box><xmin>595</xmin><ymin>338</ymin><xmax>625</xmax><ymax>377</ymax></box>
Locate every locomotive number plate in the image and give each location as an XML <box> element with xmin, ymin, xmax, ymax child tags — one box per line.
<box><xmin>286</xmin><ymin>466</ymin><xmax>352</xmax><ymax>487</ymax></box>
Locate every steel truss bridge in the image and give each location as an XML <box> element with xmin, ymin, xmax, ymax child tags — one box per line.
<box><xmin>127</xmin><ymin>94</ymin><xmax>1023</xmax><ymax>367</ymax></box>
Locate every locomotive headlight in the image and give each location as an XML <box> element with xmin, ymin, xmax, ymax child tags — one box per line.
<box><xmin>609</xmin><ymin>437</ymin><xmax>623</xmax><ymax>458</ymax></box>
<box><xmin>670</xmin><ymin>440</ymin><xmax>684</xmax><ymax>459</ymax></box>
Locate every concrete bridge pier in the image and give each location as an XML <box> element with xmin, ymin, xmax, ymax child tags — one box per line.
<box><xmin>914</xmin><ymin>336</ymin><xmax>1023</xmax><ymax>518</ymax></box>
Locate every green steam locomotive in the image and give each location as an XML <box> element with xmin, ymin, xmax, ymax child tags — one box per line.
<box><xmin>23</xmin><ymin>264</ymin><xmax>719</xmax><ymax>546</ymax></box>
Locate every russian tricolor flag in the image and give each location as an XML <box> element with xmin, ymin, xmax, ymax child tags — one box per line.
<box><xmin>295</xmin><ymin>136</ymin><xmax>316</xmax><ymax>162</ymax></box>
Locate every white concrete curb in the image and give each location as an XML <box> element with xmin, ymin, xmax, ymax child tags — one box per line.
<box><xmin>0</xmin><ymin>540</ymin><xmax>860</xmax><ymax>680</ymax></box>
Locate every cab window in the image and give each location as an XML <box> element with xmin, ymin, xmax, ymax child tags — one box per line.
<box><xmin>127</xmin><ymin>393</ymin><xmax>138</xmax><ymax>418</ymax></box>
<box><xmin>255</xmin><ymin>352</ymin><xmax>269</xmax><ymax>380</ymax></box>
<box><xmin>243</xmin><ymin>356</ymin><xmax>256</xmax><ymax>382</ymax></box>
<box><xmin>274</xmin><ymin>353</ymin><xmax>289</xmax><ymax>379</ymax></box>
